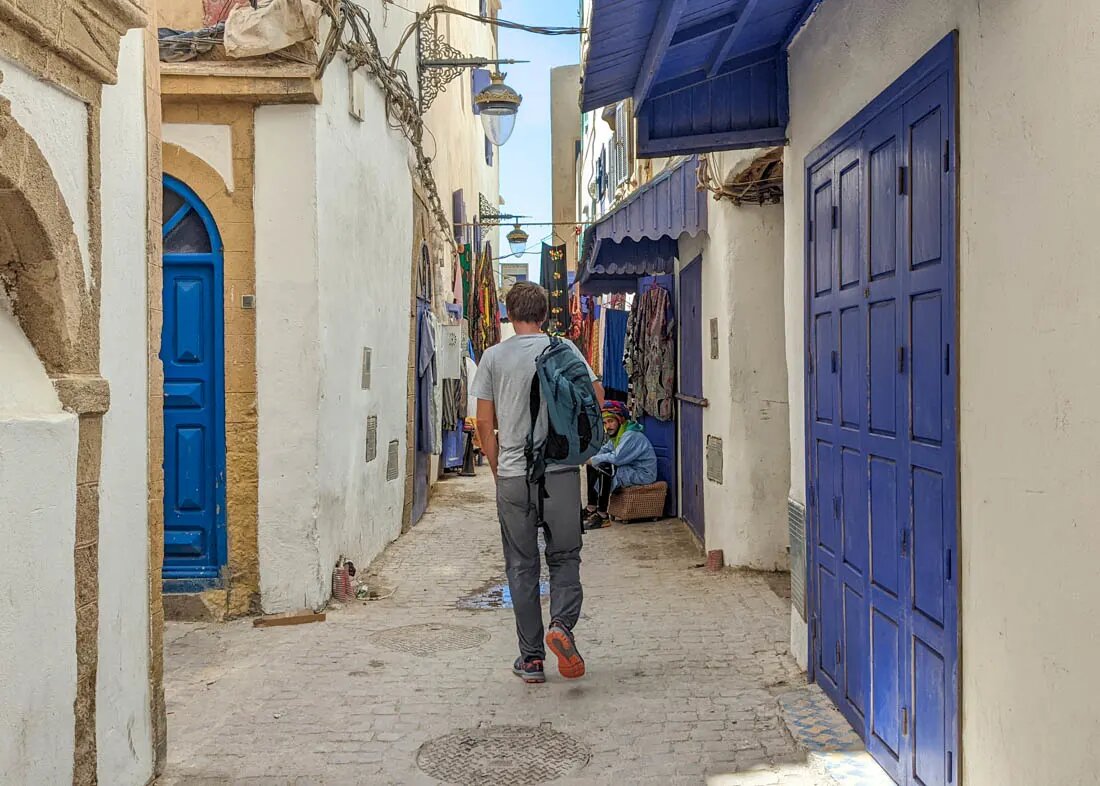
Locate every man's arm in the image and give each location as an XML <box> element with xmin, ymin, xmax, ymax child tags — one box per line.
<box><xmin>593</xmin><ymin>381</ymin><xmax>605</xmax><ymax>408</ymax></box>
<box><xmin>476</xmin><ymin>398</ymin><xmax>499</xmax><ymax>476</ymax></box>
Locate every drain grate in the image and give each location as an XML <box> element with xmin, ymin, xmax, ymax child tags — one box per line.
<box><xmin>369</xmin><ymin>623</ymin><xmax>489</xmax><ymax>657</ymax></box>
<box><xmin>417</xmin><ymin>724</ymin><xmax>590</xmax><ymax>785</ymax></box>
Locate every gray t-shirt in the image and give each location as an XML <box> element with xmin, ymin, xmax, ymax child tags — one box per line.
<box><xmin>471</xmin><ymin>333</ymin><xmax>598</xmax><ymax>478</ymax></box>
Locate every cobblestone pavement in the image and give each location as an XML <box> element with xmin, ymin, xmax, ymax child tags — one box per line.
<box><xmin>161</xmin><ymin>473</ymin><xmax>866</xmax><ymax>786</ymax></box>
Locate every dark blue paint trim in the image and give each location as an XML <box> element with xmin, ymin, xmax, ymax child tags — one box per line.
<box><xmin>163</xmin><ymin>203</ymin><xmax>192</xmax><ymax>236</ymax></box>
<box><xmin>781</xmin><ymin>0</ymin><xmax>827</xmax><ymax>50</ymax></box>
<box><xmin>162</xmin><ymin>174</ymin><xmax>229</xmax><ymax>581</ymax></box>
<box><xmin>706</xmin><ymin>0</ymin><xmax>762</xmax><ymax>77</ymax></box>
<box><xmin>633</xmin><ymin>0</ymin><xmax>688</xmax><ymax>107</ymax></box>
<box><xmin>163</xmin><ymin>576</ymin><xmax>223</xmax><ymax>594</ymax></box>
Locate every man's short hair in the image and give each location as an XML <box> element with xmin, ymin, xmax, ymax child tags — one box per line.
<box><xmin>505</xmin><ymin>281</ymin><xmax>549</xmax><ymax>325</ymax></box>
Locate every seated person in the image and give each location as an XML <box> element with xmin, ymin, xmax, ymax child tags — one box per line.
<box><xmin>584</xmin><ymin>401</ymin><xmax>658</xmax><ymax>529</ymax></box>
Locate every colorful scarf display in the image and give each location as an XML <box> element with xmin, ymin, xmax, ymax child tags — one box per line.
<box><xmin>471</xmin><ymin>242</ymin><xmax>500</xmax><ymax>360</ymax></box>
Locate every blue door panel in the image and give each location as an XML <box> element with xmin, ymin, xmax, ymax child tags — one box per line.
<box><xmin>806</xmin><ymin>38</ymin><xmax>958</xmax><ymax>786</ymax></box>
<box><xmin>678</xmin><ymin>258</ymin><xmax>704</xmax><ymax>538</ymax></box>
<box><xmin>869</xmin><ymin>455</ymin><xmax>900</xmax><ymax>597</ymax></box>
<box><xmin>912</xmin><ymin>637</ymin><xmax>948</xmax><ymax>784</ymax></box>
<box><xmin>162</xmin><ymin>176</ymin><xmax>226</xmax><ymax>584</ymax></box>
<box><xmin>413</xmin><ymin>299</ymin><xmax>431</xmax><ymax>526</ymax></box>
<box><xmin>870</xmin><ymin>608</ymin><xmax>903</xmax><ymax>761</ymax></box>
<box><xmin>843</xmin><ymin>582</ymin><xmax>868</xmax><ymax>719</ymax></box>
<box><xmin>840</xmin><ymin>447</ymin><xmax>867</xmax><ymax>577</ymax></box>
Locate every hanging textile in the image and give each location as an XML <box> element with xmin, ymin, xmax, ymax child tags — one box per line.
<box><xmin>566</xmin><ymin>285</ymin><xmax>583</xmax><ymax>340</ymax></box>
<box><xmin>626</xmin><ymin>285</ymin><xmax>676</xmax><ymax>421</ymax></box>
<box><xmin>458</xmin><ymin>244</ymin><xmax>473</xmax><ymax>318</ymax></box>
<box><xmin>539</xmin><ymin>242</ymin><xmax>571</xmax><ymax>334</ymax></box>
<box><xmin>602</xmin><ymin>308</ymin><xmax>629</xmax><ymax>394</ymax></box>
<box><xmin>471</xmin><ymin>242</ymin><xmax>500</xmax><ymax>360</ymax></box>
<box><xmin>417</xmin><ymin>307</ymin><xmax>441</xmax><ymax>453</ymax></box>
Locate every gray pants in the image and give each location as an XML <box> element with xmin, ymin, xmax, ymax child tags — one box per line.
<box><xmin>495</xmin><ymin>470</ymin><xmax>583</xmax><ymax>661</ymax></box>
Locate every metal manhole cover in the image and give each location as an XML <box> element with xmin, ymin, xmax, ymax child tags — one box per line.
<box><xmin>369</xmin><ymin>623</ymin><xmax>489</xmax><ymax>657</ymax></box>
<box><xmin>417</xmin><ymin>724</ymin><xmax>590</xmax><ymax>785</ymax></box>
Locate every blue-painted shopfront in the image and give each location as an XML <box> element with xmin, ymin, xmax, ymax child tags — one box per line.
<box><xmin>582</xmin><ymin>3</ymin><xmax>961</xmax><ymax>782</ymax></box>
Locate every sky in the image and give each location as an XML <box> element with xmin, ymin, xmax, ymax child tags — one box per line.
<box><xmin>495</xmin><ymin>0</ymin><xmax>584</xmax><ymax>277</ymax></box>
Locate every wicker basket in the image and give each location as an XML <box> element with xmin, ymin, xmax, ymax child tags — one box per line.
<box><xmin>607</xmin><ymin>481</ymin><xmax>668</xmax><ymax>522</ymax></box>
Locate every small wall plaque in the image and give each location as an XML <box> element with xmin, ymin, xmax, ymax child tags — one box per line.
<box><xmin>709</xmin><ymin>318</ymin><xmax>719</xmax><ymax>359</ymax></box>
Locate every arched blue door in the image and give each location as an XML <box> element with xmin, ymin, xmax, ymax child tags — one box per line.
<box><xmin>161</xmin><ymin>175</ymin><xmax>227</xmax><ymax>586</ymax></box>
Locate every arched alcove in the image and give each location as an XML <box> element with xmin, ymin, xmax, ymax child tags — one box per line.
<box><xmin>0</xmin><ymin>91</ymin><xmax>89</xmax><ymax>378</ymax></box>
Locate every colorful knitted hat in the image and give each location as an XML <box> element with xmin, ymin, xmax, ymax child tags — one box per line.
<box><xmin>601</xmin><ymin>401</ymin><xmax>630</xmax><ymax>420</ymax></box>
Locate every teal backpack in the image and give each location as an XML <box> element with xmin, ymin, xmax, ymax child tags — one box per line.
<box><xmin>524</xmin><ymin>337</ymin><xmax>606</xmax><ymax>494</ymax></box>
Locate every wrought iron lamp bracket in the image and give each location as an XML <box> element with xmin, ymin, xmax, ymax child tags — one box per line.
<box><xmin>417</xmin><ymin>19</ymin><xmax>522</xmax><ymax>113</ymax></box>
<box><xmin>478</xmin><ymin>192</ymin><xmax>524</xmax><ymax>226</ymax></box>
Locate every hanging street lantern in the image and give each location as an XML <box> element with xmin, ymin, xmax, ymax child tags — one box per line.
<box><xmin>475</xmin><ymin>72</ymin><xmax>523</xmax><ymax>147</ymax></box>
<box><xmin>506</xmin><ymin>222</ymin><xmax>529</xmax><ymax>256</ymax></box>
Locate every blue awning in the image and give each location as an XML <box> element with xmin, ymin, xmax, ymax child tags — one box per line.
<box><xmin>577</xmin><ymin>156</ymin><xmax>707</xmax><ymax>295</ymax></box>
<box><xmin>581</xmin><ymin>0</ymin><xmax>822</xmax><ymax>156</ymax></box>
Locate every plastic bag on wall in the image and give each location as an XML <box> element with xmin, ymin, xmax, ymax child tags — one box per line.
<box><xmin>224</xmin><ymin>0</ymin><xmax>321</xmax><ymax>59</ymax></box>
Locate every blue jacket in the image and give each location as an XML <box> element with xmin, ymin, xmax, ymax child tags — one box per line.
<box><xmin>590</xmin><ymin>424</ymin><xmax>657</xmax><ymax>490</ymax></box>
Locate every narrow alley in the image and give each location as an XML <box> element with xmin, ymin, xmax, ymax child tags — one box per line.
<box><xmin>159</xmin><ymin>474</ymin><xmax>879</xmax><ymax>785</ymax></box>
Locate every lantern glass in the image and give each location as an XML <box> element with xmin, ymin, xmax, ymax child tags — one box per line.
<box><xmin>481</xmin><ymin>112</ymin><xmax>517</xmax><ymax>147</ymax></box>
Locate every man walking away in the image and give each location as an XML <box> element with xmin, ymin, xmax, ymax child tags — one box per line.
<box><xmin>472</xmin><ymin>282</ymin><xmax>604</xmax><ymax>684</ymax></box>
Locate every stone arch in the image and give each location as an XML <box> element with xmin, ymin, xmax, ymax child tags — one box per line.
<box><xmin>0</xmin><ymin>89</ymin><xmax>90</xmax><ymax>378</ymax></box>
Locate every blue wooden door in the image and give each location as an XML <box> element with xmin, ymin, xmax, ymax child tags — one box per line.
<box><xmin>161</xmin><ymin>176</ymin><xmax>227</xmax><ymax>584</ymax></box>
<box><xmin>637</xmin><ymin>274</ymin><xmax>677</xmax><ymax>517</ymax></box>
<box><xmin>678</xmin><ymin>257</ymin><xmax>705</xmax><ymax>539</ymax></box>
<box><xmin>412</xmin><ymin>298</ymin><xmax>431</xmax><ymax>525</ymax></box>
<box><xmin>806</xmin><ymin>38</ymin><xmax>958</xmax><ymax>786</ymax></box>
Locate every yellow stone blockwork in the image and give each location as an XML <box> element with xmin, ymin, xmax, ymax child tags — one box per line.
<box><xmin>162</xmin><ymin>101</ymin><xmax>259</xmax><ymax>619</ymax></box>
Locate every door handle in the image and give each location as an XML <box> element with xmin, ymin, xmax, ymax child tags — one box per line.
<box><xmin>675</xmin><ymin>393</ymin><xmax>709</xmax><ymax>407</ymax></box>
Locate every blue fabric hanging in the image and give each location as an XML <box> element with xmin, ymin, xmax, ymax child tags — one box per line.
<box><xmin>602</xmin><ymin>308</ymin><xmax>629</xmax><ymax>393</ymax></box>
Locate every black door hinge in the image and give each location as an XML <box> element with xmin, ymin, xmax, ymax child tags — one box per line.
<box><xmin>946</xmin><ymin>548</ymin><xmax>953</xmax><ymax>581</ymax></box>
<box><xmin>835</xmin><ymin>641</ymin><xmax>842</xmax><ymax>664</ymax></box>
<box><xmin>945</xmin><ymin>343</ymin><xmax>952</xmax><ymax>376</ymax></box>
<box><xmin>944</xmin><ymin>139</ymin><xmax>951</xmax><ymax>173</ymax></box>
<box><xmin>831</xmin><ymin>205</ymin><xmax>838</xmax><ymax>229</ymax></box>
<box><xmin>833</xmin><ymin>496</ymin><xmax>841</xmax><ymax>520</ymax></box>
<box><xmin>898</xmin><ymin>345</ymin><xmax>907</xmax><ymax>374</ymax></box>
<box><xmin>831</xmin><ymin>350</ymin><xmax>838</xmax><ymax>374</ymax></box>
<box><xmin>898</xmin><ymin>165</ymin><xmax>908</xmax><ymax>195</ymax></box>
<box><xmin>948</xmin><ymin>750</ymin><xmax>954</xmax><ymax>783</ymax></box>
<box><xmin>901</xmin><ymin>528</ymin><xmax>910</xmax><ymax>557</ymax></box>
<box><xmin>809</xmin><ymin>350</ymin><xmax>815</xmax><ymax>375</ymax></box>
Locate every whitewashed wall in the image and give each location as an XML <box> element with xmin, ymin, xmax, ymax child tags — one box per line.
<box><xmin>0</xmin><ymin>56</ymin><xmax>84</xmax><ymax>785</ymax></box>
<box><xmin>0</xmin><ymin>310</ymin><xmax>79</xmax><ymax>785</ymax></box>
<box><xmin>679</xmin><ymin>159</ymin><xmax>789</xmax><ymax>570</ymax></box>
<box><xmin>784</xmin><ymin>1</ymin><xmax>1100</xmax><ymax>781</ymax></box>
<box><xmin>96</xmin><ymin>29</ymin><xmax>154</xmax><ymax>785</ymax></box>
<box><xmin>255</xmin><ymin>104</ymin><xmax>325</xmax><ymax>612</ymax></box>
<box><xmin>313</xmin><ymin>58</ymin><xmax>413</xmax><ymax>593</ymax></box>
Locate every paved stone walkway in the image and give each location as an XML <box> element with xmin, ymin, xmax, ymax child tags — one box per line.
<box><xmin>160</xmin><ymin>473</ymin><xmax>864</xmax><ymax>785</ymax></box>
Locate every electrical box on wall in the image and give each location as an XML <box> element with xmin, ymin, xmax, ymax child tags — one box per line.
<box><xmin>361</xmin><ymin>347</ymin><xmax>372</xmax><ymax>390</ymax></box>
<box><xmin>709</xmin><ymin>318</ymin><xmax>719</xmax><ymax>359</ymax></box>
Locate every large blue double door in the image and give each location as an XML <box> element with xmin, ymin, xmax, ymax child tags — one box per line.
<box><xmin>807</xmin><ymin>39</ymin><xmax>958</xmax><ymax>786</ymax></box>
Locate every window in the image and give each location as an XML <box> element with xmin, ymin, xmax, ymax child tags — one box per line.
<box><xmin>471</xmin><ymin>68</ymin><xmax>490</xmax><ymax>114</ymax></box>
<box><xmin>609</xmin><ymin>101</ymin><xmax>633</xmax><ymax>191</ymax></box>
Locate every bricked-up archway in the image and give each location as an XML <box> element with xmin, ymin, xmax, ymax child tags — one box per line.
<box><xmin>0</xmin><ymin>77</ymin><xmax>110</xmax><ymax>784</ymax></box>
